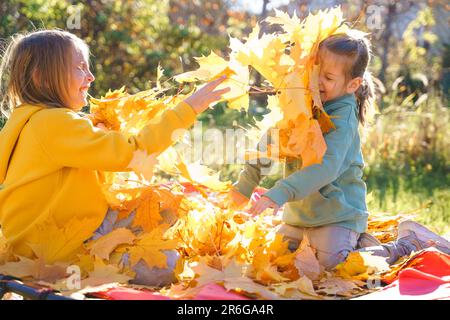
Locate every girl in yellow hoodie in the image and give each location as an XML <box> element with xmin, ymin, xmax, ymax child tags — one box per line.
<box><xmin>0</xmin><ymin>30</ymin><xmax>229</xmax><ymax>286</ymax></box>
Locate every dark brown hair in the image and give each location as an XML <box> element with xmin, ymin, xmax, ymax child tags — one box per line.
<box><xmin>0</xmin><ymin>29</ymin><xmax>89</xmax><ymax>117</ymax></box>
<box><xmin>319</xmin><ymin>32</ymin><xmax>375</xmax><ymax>126</ymax></box>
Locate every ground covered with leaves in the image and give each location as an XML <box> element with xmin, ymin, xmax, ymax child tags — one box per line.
<box><xmin>1</xmin><ymin>180</ymin><xmax>421</xmax><ymax>300</ymax></box>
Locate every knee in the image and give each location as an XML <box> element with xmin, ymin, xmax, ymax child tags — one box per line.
<box><xmin>130</xmin><ymin>250</ymin><xmax>180</xmax><ymax>287</ymax></box>
<box><xmin>317</xmin><ymin>249</ymin><xmax>350</xmax><ymax>271</ymax></box>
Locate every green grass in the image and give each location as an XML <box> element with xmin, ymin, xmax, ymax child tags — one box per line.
<box><xmin>364</xmin><ymin>160</ymin><xmax>450</xmax><ymax>236</ymax></box>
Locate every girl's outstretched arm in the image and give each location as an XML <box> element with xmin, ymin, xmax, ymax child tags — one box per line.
<box><xmin>30</xmin><ymin>77</ymin><xmax>229</xmax><ymax>171</ymax></box>
<box><xmin>262</xmin><ymin>104</ymin><xmax>358</xmax><ymax>207</ymax></box>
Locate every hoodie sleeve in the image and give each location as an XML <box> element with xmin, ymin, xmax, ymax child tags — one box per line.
<box><xmin>263</xmin><ymin>104</ymin><xmax>357</xmax><ymax>206</ymax></box>
<box><xmin>232</xmin><ymin>130</ymin><xmax>273</xmax><ymax>198</ymax></box>
<box><xmin>31</xmin><ymin>102</ymin><xmax>197</xmax><ymax>171</ymax></box>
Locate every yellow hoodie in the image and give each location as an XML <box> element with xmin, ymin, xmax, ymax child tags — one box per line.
<box><xmin>0</xmin><ymin>101</ymin><xmax>197</xmax><ymax>263</ymax></box>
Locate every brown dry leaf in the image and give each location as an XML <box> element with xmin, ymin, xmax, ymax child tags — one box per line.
<box><xmin>224</xmin><ymin>276</ymin><xmax>281</xmax><ymax>300</ymax></box>
<box><xmin>88</xmin><ymin>228</ymin><xmax>136</xmax><ymax>260</ymax></box>
<box><xmin>80</xmin><ymin>258</ymin><xmax>133</xmax><ymax>289</ymax></box>
<box><xmin>128</xmin><ymin>225</ymin><xmax>178</xmax><ymax>268</ymax></box>
<box><xmin>316</xmin><ymin>277</ymin><xmax>362</xmax><ymax>297</ymax></box>
<box><xmin>0</xmin><ymin>256</ymin><xmax>68</xmax><ymax>283</ymax></box>
<box><xmin>270</xmin><ymin>276</ymin><xmax>318</xmax><ymax>298</ymax></box>
<box><xmin>189</xmin><ymin>257</ymin><xmax>242</xmax><ymax>286</ymax></box>
<box><xmin>294</xmin><ymin>235</ymin><xmax>323</xmax><ymax>280</ymax></box>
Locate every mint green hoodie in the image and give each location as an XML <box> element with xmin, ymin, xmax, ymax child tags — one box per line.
<box><xmin>234</xmin><ymin>93</ymin><xmax>368</xmax><ymax>233</ymax></box>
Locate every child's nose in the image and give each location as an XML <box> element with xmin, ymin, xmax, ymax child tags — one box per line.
<box><xmin>87</xmin><ymin>71</ymin><xmax>95</xmax><ymax>82</ymax></box>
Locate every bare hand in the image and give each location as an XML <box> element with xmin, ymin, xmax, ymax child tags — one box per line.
<box><xmin>227</xmin><ymin>188</ymin><xmax>250</xmax><ymax>210</ymax></box>
<box><xmin>248</xmin><ymin>196</ymin><xmax>280</xmax><ymax>216</ymax></box>
<box><xmin>184</xmin><ymin>76</ymin><xmax>230</xmax><ymax>114</ymax></box>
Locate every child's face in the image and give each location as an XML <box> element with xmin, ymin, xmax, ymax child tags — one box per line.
<box><xmin>318</xmin><ymin>48</ymin><xmax>362</xmax><ymax>103</ymax></box>
<box><xmin>68</xmin><ymin>46</ymin><xmax>95</xmax><ymax>110</ymax></box>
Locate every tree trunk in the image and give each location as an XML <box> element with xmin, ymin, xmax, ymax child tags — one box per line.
<box><xmin>379</xmin><ymin>2</ymin><xmax>396</xmax><ymax>84</ymax></box>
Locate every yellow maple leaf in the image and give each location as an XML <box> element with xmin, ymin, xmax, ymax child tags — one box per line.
<box><xmin>126</xmin><ymin>149</ymin><xmax>158</xmax><ymax>183</ymax></box>
<box><xmin>28</xmin><ymin>217</ymin><xmax>99</xmax><ymax>264</ymax></box>
<box><xmin>88</xmin><ymin>228</ymin><xmax>136</xmax><ymax>260</ymax></box>
<box><xmin>334</xmin><ymin>251</ymin><xmax>389</xmax><ymax>281</ymax></box>
<box><xmin>128</xmin><ymin>188</ymin><xmax>163</xmax><ymax>232</ymax></box>
<box><xmin>175</xmin><ymin>51</ymin><xmax>249</xmax><ymax>110</ymax></box>
<box><xmin>128</xmin><ymin>226</ymin><xmax>178</xmax><ymax>268</ymax></box>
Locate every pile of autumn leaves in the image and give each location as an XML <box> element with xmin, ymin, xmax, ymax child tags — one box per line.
<box><xmin>0</xmin><ymin>179</ymin><xmax>415</xmax><ymax>300</ymax></box>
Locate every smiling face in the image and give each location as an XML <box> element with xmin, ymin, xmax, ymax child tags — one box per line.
<box><xmin>67</xmin><ymin>45</ymin><xmax>95</xmax><ymax>111</ymax></box>
<box><xmin>318</xmin><ymin>47</ymin><xmax>362</xmax><ymax>103</ymax></box>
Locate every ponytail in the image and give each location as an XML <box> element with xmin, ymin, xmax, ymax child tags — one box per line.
<box><xmin>355</xmin><ymin>71</ymin><xmax>375</xmax><ymax>126</ymax></box>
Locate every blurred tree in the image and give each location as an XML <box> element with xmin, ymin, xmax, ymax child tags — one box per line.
<box><xmin>0</xmin><ymin>0</ymin><xmax>252</xmax><ymax>98</ymax></box>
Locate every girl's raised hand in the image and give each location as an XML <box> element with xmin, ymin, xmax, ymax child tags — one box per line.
<box><xmin>248</xmin><ymin>196</ymin><xmax>280</xmax><ymax>216</ymax></box>
<box><xmin>183</xmin><ymin>76</ymin><xmax>230</xmax><ymax>114</ymax></box>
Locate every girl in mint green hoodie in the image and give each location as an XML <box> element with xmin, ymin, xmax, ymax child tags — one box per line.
<box><xmin>230</xmin><ymin>33</ymin><xmax>450</xmax><ymax>270</ymax></box>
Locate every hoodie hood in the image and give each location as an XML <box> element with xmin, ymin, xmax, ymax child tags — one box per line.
<box><xmin>0</xmin><ymin>104</ymin><xmax>44</xmax><ymax>184</ymax></box>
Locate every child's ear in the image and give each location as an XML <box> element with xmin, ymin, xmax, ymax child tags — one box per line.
<box><xmin>346</xmin><ymin>77</ymin><xmax>363</xmax><ymax>94</ymax></box>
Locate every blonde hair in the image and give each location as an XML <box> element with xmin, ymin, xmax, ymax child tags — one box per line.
<box><xmin>0</xmin><ymin>29</ymin><xmax>89</xmax><ymax>118</ymax></box>
<box><xmin>319</xmin><ymin>32</ymin><xmax>376</xmax><ymax>126</ymax></box>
